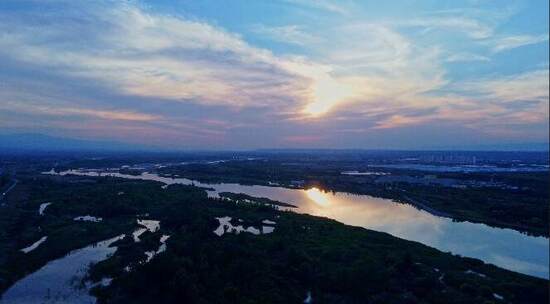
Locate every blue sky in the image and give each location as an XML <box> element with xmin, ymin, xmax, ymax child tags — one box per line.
<box><xmin>0</xmin><ymin>0</ymin><xmax>548</xmax><ymax>149</ymax></box>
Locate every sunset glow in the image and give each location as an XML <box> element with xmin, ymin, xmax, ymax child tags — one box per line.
<box><xmin>305</xmin><ymin>76</ymin><xmax>356</xmax><ymax>116</ymax></box>
<box><xmin>1</xmin><ymin>2</ymin><xmax>549</xmax><ymax>302</ymax></box>
<box><xmin>0</xmin><ymin>0</ymin><xmax>547</xmax><ymax>149</ymax></box>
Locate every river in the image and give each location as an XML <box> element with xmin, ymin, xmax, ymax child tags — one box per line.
<box><xmin>44</xmin><ymin>169</ymin><xmax>549</xmax><ymax>279</ymax></box>
<box><xmin>0</xmin><ymin>235</ymin><xmax>124</xmax><ymax>303</ymax></box>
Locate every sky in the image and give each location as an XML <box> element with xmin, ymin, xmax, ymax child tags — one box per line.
<box><xmin>0</xmin><ymin>0</ymin><xmax>548</xmax><ymax>150</ymax></box>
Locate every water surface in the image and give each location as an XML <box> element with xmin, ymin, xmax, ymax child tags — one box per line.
<box><xmin>45</xmin><ymin>170</ymin><xmax>549</xmax><ymax>279</ymax></box>
<box><xmin>1</xmin><ymin>235</ymin><xmax>124</xmax><ymax>304</ymax></box>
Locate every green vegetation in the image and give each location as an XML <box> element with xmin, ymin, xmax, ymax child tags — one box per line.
<box><xmin>0</xmin><ymin>175</ymin><xmax>139</xmax><ymax>292</ymax></box>
<box><xmin>218</xmin><ymin>192</ymin><xmax>297</xmax><ymax>208</ymax></box>
<box><xmin>158</xmin><ymin>160</ymin><xmax>549</xmax><ymax>236</ymax></box>
<box><xmin>0</xmin><ymin>173</ymin><xmax>547</xmax><ymax>303</ymax></box>
<box><xmin>391</xmin><ymin>180</ymin><xmax>549</xmax><ymax>235</ymax></box>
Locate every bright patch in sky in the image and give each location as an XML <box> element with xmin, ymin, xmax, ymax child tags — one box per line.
<box><xmin>0</xmin><ymin>0</ymin><xmax>548</xmax><ymax>149</ymax></box>
<box><xmin>306</xmin><ymin>76</ymin><xmax>356</xmax><ymax>116</ymax></box>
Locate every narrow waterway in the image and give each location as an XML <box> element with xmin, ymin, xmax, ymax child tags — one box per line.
<box><xmin>1</xmin><ymin>235</ymin><xmax>124</xmax><ymax>303</ymax></box>
<box><xmin>44</xmin><ymin>169</ymin><xmax>549</xmax><ymax>279</ymax></box>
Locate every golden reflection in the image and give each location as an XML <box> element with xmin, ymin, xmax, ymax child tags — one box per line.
<box><xmin>304</xmin><ymin>187</ymin><xmax>330</xmax><ymax>206</ymax></box>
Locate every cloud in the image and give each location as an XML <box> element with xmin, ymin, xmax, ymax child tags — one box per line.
<box><xmin>338</xmin><ymin>69</ymin><xmax>549</xmax><ymax>134</ymax></box>
<box><xmin>491</xmin><ymin>34</ymin><xmax>549</xmax><ymax>53</ymax></box>
<box><xmin>289</xmin><ymin>23</ymin><xmax>448</xmax><ymax>116</ymax></box>
<box><xmin>283</xmin><ymin>0</ymin><xmax>349</xmax><ymax>15</ymax></box>
<box><xmin>372</xmin><ymin>114</ymin><xmax>431</xmax><ymax>129</ymax></box>
<box><xmin>0</xmin><ymin>101</ymin><xmax>159</xmax><ymax>122</ymax></box>
<box><xmin>418</xmin><ymin>70</ymin><xmax>550</xmax><ymax>138</ymax></box>
<box><xmin>446</xmin><ymin>52</ymin><xmax>490</xmax><ymax>62</ymax></box>
<box><xmin>462</xmin><ymin>70</ymin><xmax>549</xmax><ymax>103</ymax></box>
<box><xmin>251</xmin><ymin>24</ymin><xmax>320</xmax><ymax>46</ymax></box>
<box><xmin>0</xmin><ymin>1</ymin><xmax>312</xmax><ymax>109</ymax></box>
<box><xmin>403</xmin><ymin>17</ymin><xmax>494</xmax><ymax>39</ymax></box>
<box><xmin>0</xmin><ymin>0</ymin><xmax>547</xmax><ymax>148</ymax></box>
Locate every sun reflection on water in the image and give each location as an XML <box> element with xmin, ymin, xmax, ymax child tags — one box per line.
<box><xmin>304</xmin><ymin>187</ymin><xmax>330</xmax><ymax>206</ymax></box>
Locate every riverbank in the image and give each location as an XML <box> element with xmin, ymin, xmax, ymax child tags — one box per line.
<box><xmin>43</xmin><ymin>168</ymin><xmax>550</xmax><ymax>279</ymax></box>
<box><xmin>0</xmin><ymin>174</ymin><xmax>548</xmax><ymax>303</ymax></box>
<box><xmin>155</xmin><ymin>162</ymin><xmax>549</xmax><ymax>237</ymax></box>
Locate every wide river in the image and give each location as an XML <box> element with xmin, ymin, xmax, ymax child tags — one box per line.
<box><xmin>48</xmin><ymin>170</ymin><xmax>549</xmax><ymax>279</ymax></box>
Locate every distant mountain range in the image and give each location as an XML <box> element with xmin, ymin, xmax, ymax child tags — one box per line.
<box><xmin>0</xmin><ymin>133</ymin><xmax>547</xmax><ymax>152</ymax></box>
<box><xmin>0</xmin><ymin>133</ymin><xmax>152</xmax><ymax>152</ymax></box>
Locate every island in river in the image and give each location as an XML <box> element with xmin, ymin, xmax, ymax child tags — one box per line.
<box><xmin>0</xmin><ymin>165</ymin><xmax>548</xmax><ymax>303</ymax></box>
<box><xmin>152</xmin><ymin>152</ymin><xmax>549</xmax><ymax>236</ymax></box>
<box><xmin>0</xmin><ymin>151</ymin><xmax>549</xmax><ymax>303</ymax></box>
